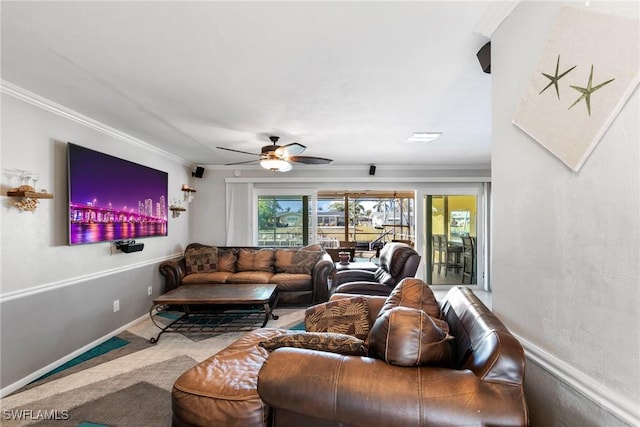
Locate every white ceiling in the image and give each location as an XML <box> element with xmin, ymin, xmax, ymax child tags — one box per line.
<box><xmin>1</xmin><ymin>1</ymin><xmax>514</xmax><ymax>169</ymax></box>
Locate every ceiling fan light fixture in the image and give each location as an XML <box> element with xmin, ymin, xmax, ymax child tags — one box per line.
<box><xmin>405</xmin><ymin>132</ymin><xmax>443</xmax><ymax>143</ymax></box>
<box><xmin>260</xmin><ymin>158</ymin><xmax>292</xmax><ymax>172</ymax></box>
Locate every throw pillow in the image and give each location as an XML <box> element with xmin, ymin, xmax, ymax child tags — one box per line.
<box><xmin>305</xmin><ymin>296</ymin><xmax>370</xmax><ymax>340</ymax></box>
<box><xmin>368</xmin><ymin>306</ymin><xmax>454</xmax><ymax>367</ymax></box>
<box><xmin>287</xmin><ymin>246</ymin><xmax>324</xmax><ymax>275</ymax></box>
<box><xmin>274</xmin><ymin>249</ymin><xmax>297</xmax><ymax>273</ymax></box>
<box><xmin>236</xmin><ymin>248</ymin><xmax>274</xmax><ymax>272</ymax></box>
<box><xmin>381</xmin><ymin>277</ymin><xmax>442</xmax><ymax>319</ymax></box>
<box><xmin>216</xmin><ymin>248</ymin><xmax>237</xmax><ymax>272</ymax></box>
<box><xmin>184</xmin><ymin>245</ymin><xmax>217</xmax><ymax>274</ymax></box>
<box><xmin>259</xmin><ymin>332</ymin><xmax>367</xmax><ymax>356</ymax></box>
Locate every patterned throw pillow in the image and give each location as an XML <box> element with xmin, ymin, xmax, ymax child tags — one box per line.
<box><xmin>305</xmin><ymin>296</ymin><xmax>370</xmax><ymax>340</ymax></box>
<box><xmin>184</xmin><ymin>246</ymin><xmax>217</xmax><ymax>274</ymax></box>
<box><xmin>287</xmin><ymin>247</ymin><xmax>324</xmax><ymax>275</ymax></box>
<box><xmin>259</xmin><ymin>332</ymin><xmax>367</xmax><ymax>356</ymax></box>
<box><xmin>368</xmin><ymin>306</ymin><xmax>454</xmax><ymax>367</ymax></box>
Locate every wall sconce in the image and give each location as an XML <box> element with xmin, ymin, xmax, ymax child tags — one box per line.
<box><xmin>169</xmin><ymin>197</ymin><xmax>186</xmax><ymax>218</ymax></box>
<box><xmin>181</xmin><ymin>184</ymin><xmax>196</xmax><ymax>203</ymax></box>
<box><xmin>7</xmin><ymin>170</ymin><xmax>53</xmax><ymax>212</ymax></box>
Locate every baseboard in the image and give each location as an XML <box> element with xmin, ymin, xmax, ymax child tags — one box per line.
<box><xmin>0</xmin><ymin>313</ymin><xmax>148</xmax><ymax>398</ymax></box>
<box><xmin>515</xmin><ymin>333</ymin><xmax>639</xmax><ymax>426</ymax></box>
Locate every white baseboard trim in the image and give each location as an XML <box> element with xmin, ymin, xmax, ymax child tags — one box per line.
<box><xmin>0</xmin><ymin>254</ymin><xmax>182</xmax><ymax>303</ymax></box>
<box><xmin>0</xmin><ymin>313</ymin><xmax>148</xmax><ymax>398</ymax></box>
<box><xmin>516</xmin><ymin>334</ymin><xmax>639</xmax><ymax>426</ymax></box>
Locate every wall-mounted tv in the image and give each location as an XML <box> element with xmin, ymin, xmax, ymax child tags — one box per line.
<box><xmin>67</xmin><ymin>143</ymin><xmax>168</xmax><ymax>245</ymax></box>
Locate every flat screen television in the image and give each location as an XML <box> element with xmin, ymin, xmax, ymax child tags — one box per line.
<box><xmin>67</xmin><ymin>143</ymin><xmax>168</xmax><ymax>245</ymax></box>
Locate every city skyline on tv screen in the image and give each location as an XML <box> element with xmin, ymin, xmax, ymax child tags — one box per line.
<box><xmin>68</xmin><ymin>143</ymin><xmax>168</xmax><ymax>245</ymax></box>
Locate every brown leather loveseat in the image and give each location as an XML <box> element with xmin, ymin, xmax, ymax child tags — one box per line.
<box><xmin>258</xmin><ymin>284</ymin><xmax>529</xmax><ymax>426</ymax></box>
<box><xmin>171</xmin><ymin>280</ymin><xmax>528</xmax><ymax>427</ymax></box>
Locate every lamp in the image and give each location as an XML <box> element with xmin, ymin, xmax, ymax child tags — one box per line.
<box><xmin>260</xmin><ymin>158</ymin><xmax>292</xmax><ymax>172</ymax></box>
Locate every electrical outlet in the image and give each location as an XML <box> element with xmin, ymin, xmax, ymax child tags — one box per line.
<box><xmin>147</xmin><ymin>286</ymin><xmax>153</xmax><ymax>296</ymax></box>
<box><xmin>113</xmin><ymin>299</ymin><xmax>120</xmax><ymax>312</ymax></box>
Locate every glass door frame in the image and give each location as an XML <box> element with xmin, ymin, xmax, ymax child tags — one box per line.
<box><xmin>416</xmin><ymin>183</ymin><xmax>490</xmax><ymax>291</ymax></box>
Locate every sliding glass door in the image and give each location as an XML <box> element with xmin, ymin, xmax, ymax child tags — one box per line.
<box><xmin>421</xmin><ymin>187</ymin><xmax>487</xmax><ymax>289</ymax></box>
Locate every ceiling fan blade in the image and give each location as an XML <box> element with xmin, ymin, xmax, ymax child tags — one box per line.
<box><xmin>224</xmin><ymin>159</ymin><xmax>260</xmax><ymax>166</ymax></box>
<box><xmin>275</xmin><ymin>142</ymin><xmax>306</xmax><ymax>157</ymax></box>
<box><xmin>289</xmin><ymin>155</ymin><xmax>333</xmax><ymax>165</ymax></box>
<box><xmin>217</xmin><ymin>146</ymin><xmax>261</xmax><ymax>156</ymax></box>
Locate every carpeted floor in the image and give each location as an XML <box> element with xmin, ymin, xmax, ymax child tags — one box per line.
<box><xmin>1</xmin><ymin>307</ymin><xmax>306</xmax><ymax>427</ymax></box>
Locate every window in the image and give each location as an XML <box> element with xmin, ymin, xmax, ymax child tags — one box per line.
<box><xmin>317</xmin><ymin>191</ymin><xmax>415</xmax><ymax>255</ymax></box>
<box><xmin>257</xmin><ymin>195</ymin><xmax>310</xmax><ymax>247</ymax></box>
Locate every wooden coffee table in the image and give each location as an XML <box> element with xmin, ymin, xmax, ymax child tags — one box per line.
<box><xmin>149</xmin><ymin>284</ymin><xmax>279</xmax><ymax>343</ymax></box>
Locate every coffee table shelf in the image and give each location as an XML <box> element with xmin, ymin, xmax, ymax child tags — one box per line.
<box><xmin>149</xmin><ymin>284</ymin><xmax>279</xmax><ymax>343</ymax></box>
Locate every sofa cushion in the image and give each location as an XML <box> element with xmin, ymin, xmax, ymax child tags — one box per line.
<box><xmin>217</xmin><ymin>248</ymin><xmax>237</xmax><ymax>272</ymax></box>
<box><xmin>237</xmin><ymin>248</ymin><xmax>274</xmax><ymax>272</ymax></box>
<box><xmin>274</xmin><ymin>249</ymin><xmax>297</xmax><ymax>273</ymax></box>
<box><xmin>380</xmin><ymin>277</ymin><xmax>442</xmax><ymax>319</ymax></box>
<box><xmin>305</xmin><ymin>296</ymin><xmax>370</xmax><ymax>340</ymax></box>
<box><xmin>368</xmin><ymin>306</ymin><xmax>454</xmax><ymax>367</ymax></box>
<box><xmin>227</xmin><ymin>271</ymin><xmax>274</xmax><ymax>284</ymax></box>
<box><xmin>287</xmin><ymin>246</ymin><xmax>324</xmax><ymax>275</ymax></box>
<box><xmin>259</xmin><ymin>332</ymin><xmax>367</xmax><ymax>356</ymax></box>
<box><xmin>269</xmin><ymin>273</ymin><xmax>312</xmax><ymax>292</ymax></box>
<box><xmin>181</xmin><ymin>271</ymin><xmax>234</xmax><ymax>284</ymax></box>
<box><xmin>184</xmin><ymin>245</ymin><xmax>218</xmax><ymax>274</ymax></box>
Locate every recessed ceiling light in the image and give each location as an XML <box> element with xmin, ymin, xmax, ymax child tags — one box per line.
<box><xmin>405</xmin><ymin>132</ymin><xmax>443</xmax><ymax>143</ymax></box>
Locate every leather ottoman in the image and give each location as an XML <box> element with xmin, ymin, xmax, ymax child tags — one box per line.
<box><xmin>172</xmin><ymin>328</ymin><xmax>292</xmax><ymax>427</ymax></box>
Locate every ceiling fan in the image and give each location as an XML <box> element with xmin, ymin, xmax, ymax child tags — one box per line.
<box><xmin>217</xmin><ymin>136</ymin><xmax>333</xmax><ymax>172</ymax></box>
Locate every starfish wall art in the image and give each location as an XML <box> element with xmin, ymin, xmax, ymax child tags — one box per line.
<box><xmin>512</xmin><ymin>6</ymin><xmax>639</xmax><ymax>172</ymax></box>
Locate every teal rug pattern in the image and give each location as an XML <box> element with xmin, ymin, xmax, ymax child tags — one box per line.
<box><xmin>2</xmin><ymin>307</ymin><xmax>305</xmax><ymax>427</ymax></box>
<box><xmin>34</xmin><ymin>337</ymin><xmax>129</xmax><ymax>382</ymax></box>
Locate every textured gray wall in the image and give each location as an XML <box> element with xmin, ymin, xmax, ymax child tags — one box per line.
<box><xmin>492</xmin><ymin>1</ymin><xmax>639</xmax><ymax>425</ymax></box>
<box><xmin>1</xmin><ymin>92</ymin><xmax>191</xmax><ymax>392</ymax></box>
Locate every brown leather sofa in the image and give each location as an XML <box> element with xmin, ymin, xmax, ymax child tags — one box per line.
<box><xmin>159</xmin><ymin>243</ymin><xmax>335</xmax><ymax>305</ymax></box>
<box><xmin>171</xmin><ymin>282</ymin><xmax>528</xmax><ymax>427</ymax></box>
<box><xmin>332</xmin><ymin>242</ymin><xmax>421</xmax><ymax>296</ymax></box>
<box><xmin>258</xmin><ymin>285</ymin><xmax>528</xmax><ymax>426</ymax></box>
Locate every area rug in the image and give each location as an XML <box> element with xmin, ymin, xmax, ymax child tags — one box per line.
<box><xmin>3</xmin><ymin>355</ymin><xmax>195</xmax><ymax>427</ymax></box>
<box><xmin>1</xmin><ymin>307</ymin><xmax>306</xmax><ymax>427</ymax></box>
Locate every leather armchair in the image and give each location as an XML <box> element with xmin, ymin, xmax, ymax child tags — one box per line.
<box><xmin>333</xmin><ymin>242</ymin><xmax>420</xmax><ymax>296</ymax></box>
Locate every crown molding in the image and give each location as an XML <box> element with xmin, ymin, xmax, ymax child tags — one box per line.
<box><xmin>1</xmin><ymin>80</ymin><xmax>191</xmax><ymax>166</ymax></box>
<box><xmin>474</xmin><ymin>1</ymin><xmax>520</xmax><ymax>37</ymax></box>
<box><xmin>225</xmin><ymin>176</ymin><xmax>491</xmax><ymax>184</ymax></box>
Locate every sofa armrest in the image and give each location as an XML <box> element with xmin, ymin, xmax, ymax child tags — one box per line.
<box><xmin>333</xmin><ymin>281</ymin><xmax>394</xmax><ymax>296</ymax></box>
<box><xmin>158</xmin><ymin>258</ymin><xmax>186</xmax><ymax>293</ymax></box>
<box><xmin>332</xmin><ymin>269</ymin><xmax>376</xmax><ymax>287</ymax></box>
<box><xmin>258</xmin><ymin>348</ymin><xmax>528</xmax><ymax>427</ymax></box>
<box><xmin>310</xmin><ymin>254</ymin><xmax>335</xmax><ymax>304</ymax></box>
